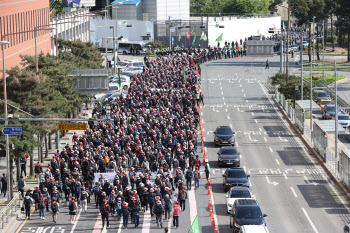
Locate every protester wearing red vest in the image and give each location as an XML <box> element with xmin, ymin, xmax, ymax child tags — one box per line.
<box><xmin>173</xmin><ymin>201</ymin><xmax>180</xmax><ymax>229</ymax></box>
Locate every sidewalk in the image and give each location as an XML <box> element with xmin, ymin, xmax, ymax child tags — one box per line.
<box><xmin>0</xmin><ymin>105</ymin><xmax>93</xmax><ymax>231</ymax></box>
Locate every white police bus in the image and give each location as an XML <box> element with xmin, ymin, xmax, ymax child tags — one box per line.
<box><xmin>118</xmin><ymin>41</ymin><xmax>147</xmax><ymax>55</ymax></box>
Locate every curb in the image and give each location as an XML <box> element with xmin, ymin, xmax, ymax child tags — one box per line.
<box><xmin>273</xmin><ymin>96</ymin><xmax>350</xmax><ymax>202</ymax></box>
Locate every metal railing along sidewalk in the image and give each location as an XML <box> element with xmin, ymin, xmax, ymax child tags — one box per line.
<box><xmin>0</xmin><ymin>192</ymin><xmax>21</xmax><ymax>229</ymax></box>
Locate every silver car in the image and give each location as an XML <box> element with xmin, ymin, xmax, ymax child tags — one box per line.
<box><xmin>338</xmin><ymin>113</ymin><xmax>350</xmax><ymax>128</ymax></box>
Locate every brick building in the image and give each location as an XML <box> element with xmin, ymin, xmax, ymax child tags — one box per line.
<box><xmin>0</xmin><ymin>0</ymin><xmax>51</xmax><ymax>76</ymax></box>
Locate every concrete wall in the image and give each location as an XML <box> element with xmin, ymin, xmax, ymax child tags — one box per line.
<box><xmin>50</xmin><ymin>8</ymin><xmax>91</xmax><ymax>55</ymax></box>
<box><xmin>207</xmin><ymin>16</ymin><xmax>281</xmax><ymax>47</ymax></box>
<box><xmin>142</xmin><ymin>0</ymin><xmax>189</xmax><ymax>21</ymax></box>
<box><xmin>90</xmin><ymin>17</ymin><xmax>154</xmax><ymax>47</ymax></box>
<box><xmin>0</xmin><ymin>0</ymin><xmax>51</xmax><ymax>75</ymax></box>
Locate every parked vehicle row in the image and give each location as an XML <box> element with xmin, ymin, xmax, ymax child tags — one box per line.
<box><xmin>213</xmin><ymin>125</ymin><xmax>269</xmax><ymax>233</ymax></box>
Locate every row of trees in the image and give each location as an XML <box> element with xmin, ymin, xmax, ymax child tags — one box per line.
<box><xmin>190</xmin><ymin>0</ymin><xmax>269</xmax><ymax>16</ymax></box>
<box><xmin>269</xmin><ymin>0</ymin><xmax>350</xmax><ymax>62</ymax></box>
<box><xmin>0</xmin><ymin>39</ymin><xmax>103</xmax><ymax>198</ymax></box>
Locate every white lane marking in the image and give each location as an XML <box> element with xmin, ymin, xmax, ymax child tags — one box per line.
<box><xmin>219</xmin><ymin>82</ymin><xmax>222</xmax><ymax>85</ymax></box>
<box><xmin>70</xmin><ymin>210</ymin><xmax>82</xmax><ymax>233</ymax></box>
<box><xmin>210</xmin><ymin>186</ymin><xmax>220</xmax><ymax>233</ymax></box>
<box><xmin>248</xmin><ymin>135</ymin><xmax>258</xmax><ymax>142</ymax></box>
<box><xmin>230</xmin><ymin>124</ymin><xmax>233</xmax><ymax>128</ymax></box>
<box><xmin>290</xmin><ymin>187</ymin><xmax>298</xmax><ymax>197</ymax></box>
<box><xmin>189</xmin><ymin>184</ymin><xmax>198</xmax><ymax>224</ymax></box>
<box><xmin>224</xmin><ymin>102</ymin><xmax>226</xmax><ymax>105</ymax></box>
<box><xmin>201</xmin><ymin>112</ymin><xmax>203</xmax><ymax>116</ymax></box>
<box><xmin>255</xmin><ymin>119</ymin><xmax>258</xmax><ymax>123</ymax></box>
<box><xmin>117</xmin><ymin>216</ymin><xmax>123</xmax><ymax>233</ymax></box>
<box><xmin>142</xmin><ymin>211</ymin><xmax>152</xmax><ymax>233</ymax></box>
<box><xmin>240</xmin><ymin>154</ymin><xmax>242</xmax><ymax>159</ymax></box>
<box><xmin>236</xmin><ymin>142</ymin><xmax>239</xmax><ymax>147</ymax></box>
<box><xmin>302</xmin><ymin>208</ymin><xmax>319</xmax><ymax>233</ymax></box>
<box><xmin>221</xmin><ymin>92</ymin><xmax>224</xmax><ymax>95</ymax></box>
<box><xmin>265</xmin><ymin>176</ymin><xmax>279</xmax><ymax>186</ymax></box>
<box><xmin>203</xmin><ymin>128</ymin><xmax>205</xmax><ymax>132</ymax></box>
<box><xmin>246</xmin><ymin>100</ymin><xmax>249</xmax><ymax>102</ymax></box>
<box><xmin>220</xmin><ymin>86</ymin><xmax>223</xmax><ymax>90</ymax></box>
<box><xmin>243</xmin><ymin>94</ymin><xmax>246</xmax><ymax>97</ymax></box>
<box><xmin>259</xmin><ymin>128</ymin><xmax>262</xmax><ymax>131</ymax></box>
<box><xmin>251</xmin><ymin>112</ymin><xmax>255</xmax><ymax>116</ymax></box>
<box><xmin>283</xmin><ymin>173</ymin><xmax>288</xmax><ymax>179</ymax></box>
<box><xmin>225</xmin><ymin>109</ymin><xmax>228</xmax><ymax>112</ymax></box>
<box><xmin>278</xmin><ymin>135</ymin><xmax>288</xmax><ymax>142</ymax></box>
<box><xmin>204</xmin><ymin>137</ymin><xmax>206</xmax><ymax>141</ymax></box>
<box><xmin>243</xmin><ymin>166</ymin><xmax>247</xmax><ymax>172</ymax></box>
<box><xmin>227</xmin><ymin>115</ymin><xmax>230</xmax><ymax>120</ymax></box>
<box><xmin>240</xmin><ymin>84</ymin><xmax>242</xmax><ymax>87</ymax></box>
<box><xmin>275</xmin><ymin>159</ymin><xmax>280</xmax><ymax>165</ymax></box>
<box><xmin>269</xmin><ymin>147</ymin><xmax>273</xmax><ymax>153</ymax></box>
<box><xmin>242</xmin><ymin>89</ymin><xmax>244</xmax><ymax>92</ymax></box>
<box><xmin>264</xmin><ymin>137</ymin><xmax>267</xmax><ymax>141</ymax></box>
<box><xmin>222</xmin><ymin>97</ymin><xmax>225</xmax><ymax>100</ymax></box>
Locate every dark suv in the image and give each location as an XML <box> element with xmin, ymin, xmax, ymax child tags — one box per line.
<box><xmin>230</xmin><ymin>199</ymin><xmax>267</xmax><ymax>232</ymax></box>
<box><xmin>322</xmin><ymin>104</ymin><xmax>340</xmax><ymax>120</ymax></box>
<box><xmin>214</xmin><ymin>126</ymin><xmax>235</xmax><ymax>147</ymax></box>
<box><xmin>222</xmin><ymin>168</ymin><xmax>250</xmax><ymax>192</ymax></box>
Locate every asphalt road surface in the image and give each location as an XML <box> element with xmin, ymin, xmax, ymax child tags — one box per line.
<box><xmin>16</xmin><ymin>54</ymin><xmax>350</xmax><ymax>233</ymax></box>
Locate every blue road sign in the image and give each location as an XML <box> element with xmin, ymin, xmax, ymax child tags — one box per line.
<box><xmin>2</xmin><ymin>127</ymin><xmax>22</xmax><ymax>135</ymax></box>
<box><xmin>172</xmin><ymin>37</ymin><xmax>174</xmax><ymax>42</ymax></box>
<box><xmin>170</xmin><ymin>29</ymin><xmax>175</xmax><ymax>33</ymax></box>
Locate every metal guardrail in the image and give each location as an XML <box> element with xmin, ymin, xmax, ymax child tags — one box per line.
<box><xmin>0</xmin><ymin>192</ymin><xmax>21</xmax><ymax>229</ymax></box>
<box><xmin>322</xmin><ymin>83</ymin><xmax>350</xmax><ymax>115</ymax></box>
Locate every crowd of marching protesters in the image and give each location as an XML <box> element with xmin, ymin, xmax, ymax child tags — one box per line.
<box><xmin>21</xmin><ymin>48</ymin><xmax>211</xmax><ymax>230</ymax></box>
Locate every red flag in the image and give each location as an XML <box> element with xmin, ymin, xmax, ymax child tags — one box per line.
<box><xmin>186</xmin><ymin>31</ymin><xmax>190</xmax><ymax>40</ymax></box>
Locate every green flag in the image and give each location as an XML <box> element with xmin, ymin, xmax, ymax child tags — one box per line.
<box><xmin>178</xmin><ymin>32</ymin><xmax>181</xmax><ymax>42</ymax></box>
<box><xmin>101</xmin><ymin>224</ymin><xmax>107</xmax><ymax>233</ymax></box>
<box><xmin>191</xmin><ymin>29</ymin><xmax>195</xmax><ymax>36</ymax></box>
<box><xmin>183</xmin><ymin>66</ymin><xmax>186</xmax><ymax>84</ymax></box>
<box><xmin>192</xmin><ymin>35</ymin><xmax>196</xmax><ymax>47</ymax></box>
<box><xmin>190</xmin><ymin>216</ymin><xmax>200</xmax><ymax>233</ymax></box>
<box><xmin>118</xmin><ymin>74</ymin><xmax>121</xmax><ymax>88</ymax></box>
<box><xmin>200</xmin><ymin>31</ymin><xmax>205</xmax><ymax>40</ymax></box>
<box><xmin>215</xmin><ymin>33</ymin><xmax>223</xmax><ymax>42</ymax></box>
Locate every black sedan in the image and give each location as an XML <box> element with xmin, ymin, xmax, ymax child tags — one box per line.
<box><xmin>218</xmin><ymin>147</ymin><xmax>240</xmax><ymax>167</ymax></box>
<box><xmin>223</xmin><ymin>168</ymin><xmax>250</xmax><ymax>192</ymax></box>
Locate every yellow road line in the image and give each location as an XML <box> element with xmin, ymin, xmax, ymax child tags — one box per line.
<box><xmin>15</xmin><ymin>207</ymin><xmax>35</xmax><ymax>233</ymax></box>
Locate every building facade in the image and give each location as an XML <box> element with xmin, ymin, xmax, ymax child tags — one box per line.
<box><xmin>0</xmin><ymin>0</ymin><xmax>51</xmax><ymax>74</ymax></box>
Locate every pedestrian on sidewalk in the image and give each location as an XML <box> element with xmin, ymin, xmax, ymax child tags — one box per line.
<box><xmin>23</xmin><ymin>191</ymin><xmax>34</xmax><ymax>220</ymax></box>
<box><xmin>122</xmin><ymin>202</ymin><xmax>131</xmax><ymax>229</ymax></box>
<box><xmin>265</xmin><ymin>59</ymin><xmax>269</xmax><ymax>69</ymax></box>
<box><xmin>185</xmin><ymin>167</ymin><xmax>193</xmax><ymax>190</ymax></box>
<box><xmin>17</xmin><ymin>176</ymin><xmax>26</xmax><ymax>198</ymax></box>
<box><xmin>35</xmin><ymin>161</ymin><xmax>43</xmax><ymax>185</ymax></box>
<box><xmin>69</xmin><ymin>196</ymin><xmax>78</xmax><ymax>224</ymax></box>
<box><xmin>194</xmin><ymin>167</ymin><xmax>201</xmax><ymax>190</ymax></box>
<box><xmin>172</xmin><ymin>200</ymin><xmax>180</xmax><ymax>229</ymax></box>
<box><xmin>154</xmin><ymin>200</ymin><xmax>164</xmax><ymax>228</ymax></box>
<box><xmin>38</xmin><ymin>194</ymin><xmax>46</xmax><ymax>220</ymax></box>
<box><xmin>178</xmin><ymin>187</ymin><xmax>187</xmax><ymax>211</ymax></box>
<box><xmin>200</xmin><ymin>93</ymin><xmax>204</xmax><ymax>106</ymax></box>
<box><xmin>1</xmin><ymin>173</ymin><xmax>7</xmax><ymax>196</ymax></box>
<box><xmin>51</xmin><ymin>197</ymin><xmax>59</xmax><ymax>223</ymax></box>
<box><xmin>100</xmin><ymin>199</ymin><xmax>110</xmax><ymax>229</ymax></box>
<box><xmin>164</xmin><ymin>194</ymin><xmax>172</xmax><ymax>220</ymax></box>
<box><xmin>20</xmin><ymin>157</ymin><xmax>27</xmax><ymax>177</ymax></box>
<box><xmin>33</xmin><ymin>186</ymin><xmax>41</xmax><ymax>210</ymax></box>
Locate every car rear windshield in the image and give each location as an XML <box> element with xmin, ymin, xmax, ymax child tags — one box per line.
<box><xmin>228</xmin><ymin>169</ymin><xmax>246</xmax><ymax>178</ymax></box>
<box><xmin>339</xmin><ymin>115</ymin><xmax>350</xmax><ymax>120</ymax></box>
<box><xmin>222</xmin><ymin>148</ymin><xmax>238</xmax><ymax>154</ymax></box>
<box><xmin>327</xmin><ymin>106</ymin><xmax>335</xmax><ymax>112</ymax></box>
<box><xmin>109</xmin><ymin>86</ymin><xmax>120</xmax><ymax>91</ymax></box>
<box><xmin>236</xmin><ymin>206</ymin><xmax>262</xmax><ymax>219</ymax></box>
<box><xmin>217</xmin><ymin>128</ymin><xmax>232</xmax><ymax>135</ymax></box>
<box><xmin>318</xmin><ymin>92</ymin><xmax>327</xmax><ymax>97</ymax></box>
<box><xmin>321</xmin><ymin>101</ymin><xmax>332</xmax><ymax>105</ymax></box>
<box><xmin>230</xmin><ymin>190</ymin><xmax>251</xmax><ymax>198</ymax></box>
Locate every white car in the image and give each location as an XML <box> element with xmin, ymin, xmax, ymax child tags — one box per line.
<box><xmin>121</xmin><ymin>67</ymin><xmax>143</xmax><ymax>77</ymax></box>
<box><xmin>226</xmin><ymin>186</ymin><xmax>255</xmax><ymax>214</ymax></box>
<box><xmin>109</xmin><ymin>77</ymin><xmax>130</xmax><ymax>91</ymax></box>
<box><xmin>338</xmin><ymin>113</ymin><xmax>350</xmax><ymax>128</ymax></box>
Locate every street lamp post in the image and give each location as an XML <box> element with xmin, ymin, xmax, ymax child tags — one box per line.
<box><xmin>110</xmin><ymin>26</ymin><xmax>117</xmax><ymax>76</ymax></box>
<box><xmin>301</xmin><ymin>31</ymin><xmax>304</xmax><ymax>100</ymax></box>
<box><xmin>335</xmin><ymin>60</ymin><xmax>338</xmax><ymax>176</ymax></box>
<box><xmin>1</xmin><ymin>40</ymin><xmax>10</xmax><ymax>201</ymax></box>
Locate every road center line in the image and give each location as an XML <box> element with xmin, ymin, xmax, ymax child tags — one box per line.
<box><xmin>264</xmin><ymin>137</ymin><xmax>267</xmax><ymax>141</ymax></box>
<box><xmin>275</xmin><ymin>159</ymin><xmax>280</xmax><ymax>165</ymax></box>
<box><xmin>70</xmin><ymin>210</ymin><xmax>82</xmax><ymax>233</ymax></box>
<box><xmin>251</xmin><ymin>112</ymin><xmax>254</xmax><ymax>116</ymax></box>
<box><xmin>283</xmin><ymin>173</ymin><xmax>288</xmax><ymax>179</ymax></box>
<box><xmin>221</xmin><ymin>92</ymin><xmax>224</xmax><ymax>95</ymax></box>
<box><xmin>269</xmin><ymin>147</ymin><xmax>273</xmax><ymax>153</ymax></box>
<box><xmin>290</xmin><ymin>187</ymin><xmax>298</xmax><ymax>197</ymax></box>
<box><xmin>302</xmin><ymin>208</ymin><xmax>319</xmax><ymax>233</ymax></box>
<box><xmin>227</xmin><ymin>115</ymin><xmax>230</xmax><ymax>120</ymax></box>
<box><xmin>255</xmin><ymin>119</ymin><xmax>258</xmax><ymax>123</ymax></box>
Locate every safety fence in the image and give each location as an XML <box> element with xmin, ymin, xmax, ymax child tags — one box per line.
<box><xmin>0</xmin><ymin>192</ymin><xmax>22</xmax><ymax>229</ymax></box>
<box><xmin>275</xmin><ymin>90</ymin><xmax>295</xmax><ymax>121</ymax></box>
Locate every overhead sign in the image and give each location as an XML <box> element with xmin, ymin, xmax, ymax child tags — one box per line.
<box><xmin>57</xmin><ymin>123</ymin><xmax>87</xmax><ymax>131</ymax></box>
<box><xmin>2</xmin><ymin>127</ymin><xmax>22</xmax><ymax>135</ymax></box>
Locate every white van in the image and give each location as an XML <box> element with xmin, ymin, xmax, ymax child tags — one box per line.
<box><xmin>240</xmin><ymin>225</ymin><xmax>269</xmax><ymax>233</ymax></box>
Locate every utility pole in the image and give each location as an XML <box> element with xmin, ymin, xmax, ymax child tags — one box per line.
<box><xmin>169</xmin><ymin>16</ymin><xmax>172</xmax><ymax>51</ymax></box>
<box><xmin>335</xmin><ymin>60</ymin><xmax>338</xmax><ymax>176</ymax></box>
<box><xmin>322</xmin><ymin>20</ymin><xmax>325</xmax><ymax>81</ymax></box>
<box><xmin>301</xmin><ymin>31</ymin><xmax>303</xmax><ymax>100</ymax></box>
<box><xmin>285</xmin><ymin>0</ymin><xmax>291</xmax><ymax>81</ymax></box>
<box><xmin>280</xmin><ymin>38</ymin><xmax>284</xmax><ymax>73</ymax></box>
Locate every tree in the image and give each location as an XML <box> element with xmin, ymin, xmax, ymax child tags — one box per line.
<box><xmin>50</xmin><ymin>0</ymin><xmax>63</xmax><ymax>16</ymax></box>
<box><xmin>336</xmin><ymin>0</ymin><xmax>350</xmax><ymax>61</ymax></box>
